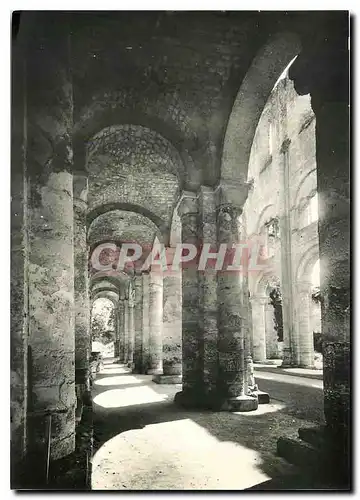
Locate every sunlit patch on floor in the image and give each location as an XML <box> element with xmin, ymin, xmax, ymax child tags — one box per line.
<box><xmin>94</xmin><ymin>375</ymin><xmax>147</xmax><ymax>387</ymax></box>
<box><xmin>92</xmin><ymin>418</ymin><xmax>271</xmax><ymax>490</ymax></box>
<box><xmin>100</xmin><ymin>366</ymin><xmax>130</xmax><ymax>375</ymax></box>
<box><xmin>93</xmin><ymin>385</ymin><xmax>169</xmax><ymax>409</ymax></box>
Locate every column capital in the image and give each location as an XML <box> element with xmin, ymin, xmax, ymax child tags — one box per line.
<box><xmin>176</xmin><ymin>190</ymin><xmax>198</xmax><ymax>218</ymax></box>
<box><xmin>215</xmin><ymin>178</ymin><xmax>250</xmax><ymax>210</ymax></box>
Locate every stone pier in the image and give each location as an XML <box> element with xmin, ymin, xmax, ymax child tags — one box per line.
<box><xmin>73</xmin><ymin>174</ymin><xmax>90</xmax><ymax>403</ymax></box>
<box><xmin>279</xmin><ymin>139</ymin><xmax>297</xmax><ymax>367</ymax></box>
<box><xmin>198</xmin><ymin>186</ymin><xmax>219</xmax><ymax>399</ymax></box>
<box><xmin>147</xmin><ymin>266</ymin><xmax>163</xmax><ymax>375</ymax></box>
<box><xmin>124</xmin><ymin>298</ymin><xmax>129</xmax><ymax>364</ymax></box>
<box><xmin>141</xmin><ymin>272</ymin><xmax>150</xmax><ymax>373</ymax></box>
<box><xmin>133</xmin><ymin>274</ymin><xmax>143</xmax><ymax>373</ymax></box>
<box><xmin>11</xmin><ymin>41</ymin><xmax>29</xmax><ymax>477</ymax></box>
<box><xmin>174</xmin><ymin>192</ymin><xmax>203</xmax><ymax>406</ymax></box>
<box><xmin>127</xmin><ymin>284</ymin><xmax>135</xmax><ymax>369</ymax></box>
<box><xmin>26</xmin><ymin>25</ymin><xmax>76</xmax><ymax>460</ymax></box>
<box><xmin>296</xmin><ymin>281</ymin><xmax>315</xmax><ymax>368</ymax></box>
<box><xmin>153</xmin><ymin>261</ymin><xmax>182</xmax><ymax>384</ymax></box>
<box><xmin>118</xmin><ymin>298</ymin><xmax>126</xmax><ymax>363</ymax></box>
<box><xmin>283</xmin><ymin>27</ymin><xmax>350</xmax><ymax>486</ymax></box>
<box><xmin>215</xmin><ymin>181</ymin><xmax>258</xmax><ymax>411</ymax></box>
<box><xmin>250</xmin><ymin>295</ymin><xmax>267</xmax><ymax>362</ymax></box>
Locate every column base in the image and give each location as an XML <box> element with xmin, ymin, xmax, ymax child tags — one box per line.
<box><xmin>251</xmin><ymin>390</ymin><xmax>270</xmax><ymax>404</ymax></box>
<box><xmin>174</xmin><ymin>389</ymin><xmax>259</xmax><ymax>412</ymax></box>
<box><xmin>174</xmin><ymin>389</ymin><xmax>214</xmax><ymax>409</ymax></box>
<box><xmin>281</xmin><ymin>347</ymin><xmax>294</xmax><ymax>367</ymax></box>
<box><xmin>279</xmin><ymin>361</ymin><xmax>296</xmax><ymax>368</ymax></box>
<box><xmin>153</xmin><ymin>374</ymin><xmax>182</xmax><ymax>384</ymax></box>
<box><xmin>163</xmin><ymin>362</ymin><xmax>182</xmax><ymax>376</ymax></box>
<box><xmin>299</xmin><ymin>364</ymin><xmax>316</xmax><ymax>369</ymax></box>
<box><xmin>220</xmin><ymin>394</ymin><xmax>259</xmax><ymax>412</ymax></box>
<box><xmin>146</xmin><ymin>367</ymin><xmax>163</xmax><ymax>375</ymax></box>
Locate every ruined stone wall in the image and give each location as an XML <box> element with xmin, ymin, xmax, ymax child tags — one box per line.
<box><xmin>245</xmin><ymin>76</ymin><xmax>319</xmax><ymax>363</ymax></box>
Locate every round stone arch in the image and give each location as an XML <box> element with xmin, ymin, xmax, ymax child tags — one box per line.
<box><xmin>256</xmin><ymin>204</ymin><xmax>277</xmax><ymax>235</ymax></box>
<box><xmin>91</xmin><ymin>290</ymin><xmax>119</xmax><ymax>307</ymax></box>
<box><xmin>296</xmin><ymin>242</ymin><xmax>320</xmax><ymax>284</ymax></box>
<box><xmin>220</xmin><ymin>32</ymin><xmax>301</xmax><ymax>183</ymax></box>
<box><xmin>87</xmin><ymin>202</ymin><xmax>168</xmax><ymax>240</ymax></box>
<box><xmin>250</xmin><ymin>272</ymin><xmax>282</xmax><ymax>361</ymax></box>
<box><xmin>90</xmin><ymin>270</ymin><xmax>130</xmax><ymax>294</ymax></box>
<box><xmin>73</xmin><ymin>94</ymin><xmax>198</xmax><ymax>187</ymax></box>
<box><xmin>254</xmin><ymin>272</ymin><xmax>281</xmax><ymax>297</ymax></box>
<box><xmin>293</xmin><ymin>168</ymin><xmax>318</xmax><ymax>228</ymax></box>
<box><xmin>87</xmin><ymin>209</ymin><xmax>163</xmax><ymax>253</ymax></box>
<box><xmin>85</xmin><ymin>124</ymin><xmax>187</xmax><ymax>230</ymax></box>
<box><xmin>91</xmin><ymin>284</ymin><xmax>118</xmax><ymax>298</ymax></box>
<box><xmin>294</xmin><ymin>243</ymin><xmax>320</xmax><ymax>368</ymax></box>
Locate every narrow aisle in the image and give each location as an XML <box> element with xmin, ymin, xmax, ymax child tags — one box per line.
<box><xmin>90</xmin><ymin>359</ymin><xmax>315</xmax><ymax>491</ymax></box>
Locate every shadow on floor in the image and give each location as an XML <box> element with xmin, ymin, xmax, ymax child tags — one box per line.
<box><xmin>91</xmin><ymin>362</ymin><xmax>333</xmax><ymax>490</ymax></box>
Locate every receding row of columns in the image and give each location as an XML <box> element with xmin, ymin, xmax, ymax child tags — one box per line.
<box><xmin>108</xmin><ymin>183</ymin><xmax>269</xmax><ymax>412</ymax></box>
<box><xmin>12</xmin><ymin>16</ymin><xmax>349</xmax><ymax>486</ymax></box>
<box><xmin>250</xmin><ymin>279</ymin><xmax>315</xmax><ymax>368</ymax></box>
<box><xmin>113</xmin><ymin>267</ymin><xmax>183</xmax><ymax>384</ymax></box>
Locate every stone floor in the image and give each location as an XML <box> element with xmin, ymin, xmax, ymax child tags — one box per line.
<box><xmin>254</xmin><ymin>363</ymin><xmax>323</xmax><ymax>380</ymax></box>
<box><xmin>91</xmin><ymin>358</ymin><xmax>332</xmax><ymax>491</ymax></box>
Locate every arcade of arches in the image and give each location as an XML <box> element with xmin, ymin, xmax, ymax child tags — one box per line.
<box><xmin>11</xmin><ymin>12</ymin><xmax>350</xmax><ymax>489</ymax></box>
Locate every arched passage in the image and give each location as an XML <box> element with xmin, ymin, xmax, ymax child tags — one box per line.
<box><xmin>91</xmin><ymin>296</ymin><xmax>118</xmax><ymax>360</ymax></box>
<box><xmin>221</xmin><ymin>32</ymin><xmax>301</xmax><ymax>183</ymax></box>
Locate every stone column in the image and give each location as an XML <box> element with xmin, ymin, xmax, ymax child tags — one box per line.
<box><xmin>250</xmin><ymin>295</ymin><xmax>267</xmax><ymax>362</ymax></box>
<box><xmin>265</xmin><ymin>302</ymin><xmax>278</xmax><ymax>359</ymax></box>
<box><xmin>289</xmin><ymin>24</ymin><xmax>350</xmax><ymax>486</ymax></box>
<box><xmin>133</xmin><ymin>274</ymin><xmax>143</xmax><ymax>373</ymax></box>
<box><xmin>26</xmin><ymin>21</ymin><xmax>76</xmax><ymax>460</ymax></box>
<box><xmin>153</xmin><ymin>259</ymin><xmax>182</xmax><ymax>384</ymax></box>
<box><xmin>312</xmin><ymin>75</ymin><xmax>350</xmax><ymax>487</ymax></box>
<box><xmin>118</xmin><ymin>298</ymin><xmax>126</xmax><ymax>363</ymax></box>
<box><xmin>296</xmin><ymin>281</ymin><xmax>314</xmax><ymax>368</ymax></box>
<box><xmin>198</xmin><ymin>186</ymin><xmax>219</xmax><ymax>399</ymax></box>
<box><xmin>215</xmin><ymin>181</ymin><xmax>258</xmax><ymax>411</ymax></box>
<box><xmin>174</xmin><ymin>192</ymin><xmax>203</xmax><ymax>407</ymax></box>
<box><xmin>124</xmin><ymin>299</ymin><xmax>129</xmax><ymax>364</ymax></box>
<box><xmin>113</xmin><ymin>306</ymin><xmax>120</xmax><ymax>359</ymax></box>
<box><xmin>11</xmin><ymin>39</ymin><xmax>29</xmax><ymax>476</ymax></box>
<box><xmin>147</xmin><ymin>266</ymin><xmax>163</xmax><ymax>375</ymax></box>
<box><xmin>141</xmin><ymin>272</ymin><xmax>150</xmax><ymax>373</ymax></box>
<box><xmin>127</xmin><ymin>285</ymin><xmax>135</xmax><ymax>369</ymax></box>
<box><xmin>279</xmin><ymin>139</ymin><xmax>297</xmax><ymax>367</ymax></box>
<box><xmin>73</xmin><ymin>174</ymin><xmax>90</xmax><ymax>402</ymax></box>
